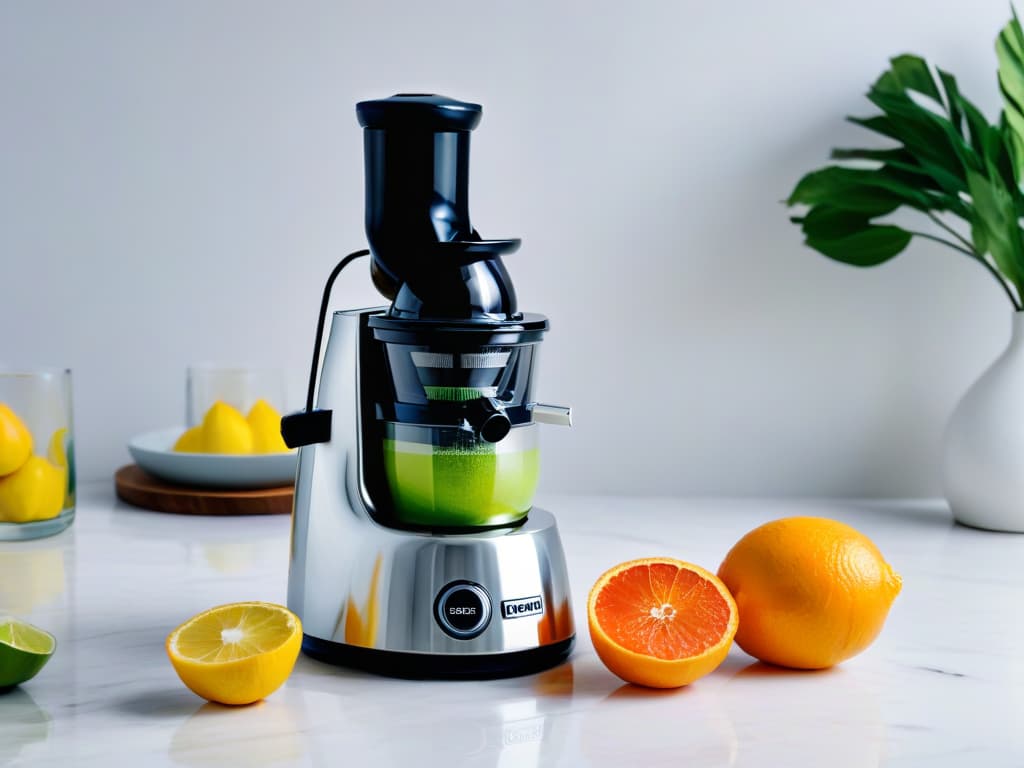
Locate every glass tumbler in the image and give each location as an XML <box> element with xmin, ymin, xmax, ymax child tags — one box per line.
<box><xmin>0</xmin><ymin>369</ymin><xmax>75</xmax><ymax>541</ymax></box>
<box><xmin>185</xmin><ymin>365</ymin><xmax>287</xmax><ymax>427</ymax></box>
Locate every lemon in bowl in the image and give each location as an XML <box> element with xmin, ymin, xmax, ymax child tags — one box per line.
<box><xmin>171</xmin><ymin>400</ymin><xmax>287</xmax><ymax>456</ymax></box>
<box><xmin>129</xmin><ymin>400</ymin><xmax>296</xmax><ymax>489</ymax></box>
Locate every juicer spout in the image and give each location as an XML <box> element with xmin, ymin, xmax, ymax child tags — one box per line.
<box><xmin>529</xmin><ymin>404</ymin><xmax>573</xmax><ymax>428</ymax></box>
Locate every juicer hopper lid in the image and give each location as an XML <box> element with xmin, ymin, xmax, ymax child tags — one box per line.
<box><xmin>369</xmin><ymin>312</ymin><xmax>548</xmax><ymax>347</ymax></box>
<box><xmin>356</xmin><ymin>94</ymin><xmax>482</xmax><ymax>132</ymax></box>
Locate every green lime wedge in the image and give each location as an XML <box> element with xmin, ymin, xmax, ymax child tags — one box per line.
<box><xmin>0</xmin><ymin>618</ymin><xmax>55</xmax><ymax>689</ymax></box>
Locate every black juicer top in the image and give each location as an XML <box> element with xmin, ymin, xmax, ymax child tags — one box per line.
<box><xmin>356</xmin><ymin>94</ymin><xmax>523</xmax><ymax>322</ymax></box>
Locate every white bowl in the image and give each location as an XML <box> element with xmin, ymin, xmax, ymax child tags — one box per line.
<box><xmin>127</xmin><ymin>427</ymin><xmax>297</xmax><ymax>489</ymax></box>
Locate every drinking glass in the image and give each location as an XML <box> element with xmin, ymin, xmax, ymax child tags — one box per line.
<box><xmin>185</xmin><ymin>365</ymin><xmax>287</xmax><ymax>427</ymax></box>
<box><xmin>0</xmin><ymin>369</ymin><xmax>75</xmax><ymax>541</ymax></box>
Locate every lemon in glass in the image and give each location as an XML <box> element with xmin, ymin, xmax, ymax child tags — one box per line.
<box><xmin>0</xmin><ymin>456</ymin><xmax>65</xmax><ymax>524</ymax></box>
<box><xmin>0</xmin><ymin>404</ymin><xmax>32</xmax><ymax>476</ymax></box>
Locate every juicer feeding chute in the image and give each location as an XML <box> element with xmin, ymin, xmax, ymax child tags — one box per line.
<box><xmin>357</xmin><ymin>93</ymin><xmax>522</xmax><ymax>321</ymax></box>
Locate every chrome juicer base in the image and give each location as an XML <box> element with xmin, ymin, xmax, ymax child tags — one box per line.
<box><xmin>287</xmin><ymin>309</ymin><xmax>575</xmax><ymax>679</ymax></box>
<box><xmin>291</xmin><ymin>507</ymin><xmax>576</xmax><ymax>679</ymax></box>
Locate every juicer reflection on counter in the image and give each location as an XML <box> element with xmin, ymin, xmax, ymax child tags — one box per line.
<box><xmin>282</xmin><ymin>94</ymin><xmax>574</xmax><ymax>678</ymax></box>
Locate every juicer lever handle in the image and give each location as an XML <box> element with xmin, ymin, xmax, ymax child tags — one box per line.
<box><xmin>529</xmin><ymin>403</ymin><xmax>573</xmax><ymax>427</ymax></box>
<box><xmin>281</xmin><ymin>409</ymin><xmax>332</xmax><ymax>448</ymax></box>
<box><xmin>469</xmin><ymin>397</ymin><xmax>512</xmax><ymax>443</ymax></box>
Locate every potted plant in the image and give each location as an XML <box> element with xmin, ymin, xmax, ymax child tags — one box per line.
<box><xmin>788</xmin><ymin>13</ymin><xmax>1024</xmax><ymax>531</ymax></box>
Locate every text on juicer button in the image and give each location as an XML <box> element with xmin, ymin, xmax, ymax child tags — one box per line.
<box><xmin>434</xmin><ymin>582</ymin><xmax>492</xmax><ymax>639</ymax></box>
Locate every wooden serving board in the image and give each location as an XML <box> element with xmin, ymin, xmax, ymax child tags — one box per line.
<box><xmin>114</xmin><ymin>465</ymin><xmax>293</xmax><ymax>516</ymax></box>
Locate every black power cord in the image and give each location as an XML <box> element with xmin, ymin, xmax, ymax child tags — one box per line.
<box><xmin>304</xmin><ymin>249</ymin><xmax>370</xmax><ymax>413</ymax></box>
<box><xmin>282</xmin><ymin>249</ymin><xmax>370</xmax><ymax>449</ymax></box>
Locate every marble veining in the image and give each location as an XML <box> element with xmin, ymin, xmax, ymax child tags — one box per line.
<box><xmin>0</xmin><ymin>487</ymin><xmax>1021</xmax><ymax>767</ymax></box>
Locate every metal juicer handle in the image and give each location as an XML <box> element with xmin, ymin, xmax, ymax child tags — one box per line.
<box><xmin>530</xmin><ymin>404</ymin><xmax>573</xmax><ymax>427</ymax></box>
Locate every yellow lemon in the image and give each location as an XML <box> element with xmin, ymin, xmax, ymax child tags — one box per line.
<box><xmin>201</xmin><ymin>402</ymin><xmax>253</xmax><ymax>454</ymax></box>
<box><xmin>165</xmin><ymin>602</ymin><xmax>302</xmax><ymax>706</ymax></box>
<box><xmin>46</xmin><ymin>428</ymin><xmax>74</xmax><ymax>508</ymax></box>
<box><xmin>246</xmin><ymin>399</ymin><xmax>288</xmax><ymax>454</ymax></box>
<box><xmin>0</xmin><ymin>457</ymin><xmax>66</xmax><ymax>524</ymax></box>
<box><xmin>172</xmin><ymin>426</ymin><xmax>203</xmax><ymax>453</ymax></box>
<box><xmin>0</xmin><ymin>404</ymin><xmax>32</xmax><ymax>476</ymax></box>
<box><xmin>46</xmin><ymin>428</ymin><xmax>67</xmax><ymax>468</ymax></box>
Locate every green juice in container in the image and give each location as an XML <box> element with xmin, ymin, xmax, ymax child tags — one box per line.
<box><xmin>372</xmin><ymin>326</ymin><xmax>568</xmax><ymax>530</ymax></box>
<box><xmin>384</xmin><ymin>421</ymin><xmax>541</xmax><ymax>528</ymax></box>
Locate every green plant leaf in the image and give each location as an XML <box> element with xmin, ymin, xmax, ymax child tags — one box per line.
<box><xmin>798</xmin><ymin>205</ymin><xmax>878</xmax><ymax>238</ymax></box>
<box><xmin>866</xmin><ymin>88</ymin><xmax>977</xmax><ymax>175</ymax></box>
<box><xmin>847</xmin><ymin>114</ymin><xmax>900</xmax><ymax>140</ymax></box>
<box><xmin>997</xmin><ymin>13</ymin><xmax>1024</xmax><ymax>186</ymax></box>
<box><xmin>787</xmin><ymin>35</ymin><xmax>1024</xmax><ymax>308</ymax></box>
<box><xmin>937</xmin><ymin>68</ymin><xmax>965</xmax><ymax>132</ymax></box>
<box><xmin>803</xmin><ymin>222</ymin><xmax>913</xmax><ymax>267</ymax></box>
<box><xmin>966</xmin><ymin>167</ymin><xmax>1024</xmax><ymax>289</ymax></box>
<box><xmin>794</xmin><ymin>205</ymin><xmax>913</xmax><ymax>267</ymax></box>
<box><xmin>960</xmin><ymin>96</ymin><xmax>996</xmax><ymax>159</ymax></box>
<box><xmin>788</xmin><ymin>166</ymin><xmax>933</xmax><ymax>212</ymax></box>
<box><xmin>830</xmin><ymin>147</ymin><xmax>970</xmax><ymax>210</ymax></box>
<box><xmin>987</xmin><ymin>116</ymin><xmax>1019</xmax><ymax>193</ymax></box>
<box><xmin>873</xmin><ymin>54</ymin><xmax>942</xmax><ymax>103</ymax></box>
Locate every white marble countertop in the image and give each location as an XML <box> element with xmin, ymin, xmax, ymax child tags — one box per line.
<box><xmin>1</xmin><ymin>485</ymin><xmax>1021</xmax><ymax>767</ymax></box>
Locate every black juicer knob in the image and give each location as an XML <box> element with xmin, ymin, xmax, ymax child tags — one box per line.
<box><xmin>473</xmin><ymin>398</ymin><xmax>512</xmax><ymax>443</ymax></box>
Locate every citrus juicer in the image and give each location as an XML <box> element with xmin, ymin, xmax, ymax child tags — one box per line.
<box><xmin>282</xmin><ymin>94</ymin><xmax>575</xmax><ymax>677</ymax></box>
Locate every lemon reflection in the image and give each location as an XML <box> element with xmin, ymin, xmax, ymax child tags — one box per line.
<box><xmin>0</xmin><ymin>687</ymin><xmax>52</xmax><ymax>765</ymax></box>
<box><xmin>201</xmin><ymin>542</ymin><xmax>261</xmax><ymax>576</ymax></box>
<box><xmin>0</xmin><ymin>546</ymin><xmax>66</xmax><ymax>614</ymax></box>
<box><xmin>201</xmin><ymin>538</ymin><xmax>281</xmax><ymax>576</ymax></box>
<box><xmin>169</xmin><ymin>699</ymin><xmax>304</xmax><ymax>767</ymax></box>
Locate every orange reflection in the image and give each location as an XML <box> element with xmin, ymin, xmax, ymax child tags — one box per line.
<box><xmin>344</xmin><ymin>554</ymin><xmax>382</xmax><ymax>647</ymax></box>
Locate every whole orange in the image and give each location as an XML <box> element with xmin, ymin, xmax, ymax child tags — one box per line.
<box><xmin>717</xmin><ymin>517</ymin><xmax>901</xmax><ymax>670</ymax></box>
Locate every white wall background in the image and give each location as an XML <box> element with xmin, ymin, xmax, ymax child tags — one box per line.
<box><xmin>0</xmin><ymin>0</ymin><xmax>1015</xmax><ymax>495</ymax></box>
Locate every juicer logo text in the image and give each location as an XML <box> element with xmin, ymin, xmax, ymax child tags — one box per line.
<box><xmin>501</xmin><ymin>595</ymin><xmax>544</xmax><ymax>619</ymax></box>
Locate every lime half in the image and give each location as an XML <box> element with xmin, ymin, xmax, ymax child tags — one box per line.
<box><xmin>0</xmin><ymin>618</ymin><xmax>55</xmax><ymax>689</ymax></box>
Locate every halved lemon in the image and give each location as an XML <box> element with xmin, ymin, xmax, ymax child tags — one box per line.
<box><xmin>166</xmin><ymin>602</ymin><xmax>302</xmax><ymax>706</ymax></box>
<box><xmin>0</xmin><ymin>617</ymin><xmax>56</xmax><ymax>689</ymax></box>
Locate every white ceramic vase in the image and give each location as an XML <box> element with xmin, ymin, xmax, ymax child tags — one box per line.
<box><xmin>944</xmin><ymin>312</ymin><xmax>1024</xmax><ymax>532</ymax></box>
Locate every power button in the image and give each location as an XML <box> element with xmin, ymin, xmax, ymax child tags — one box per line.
<box><xmin>435</xmin><ymin>581</ymin><xmax>491</xmax><ymax>639</ymax></box>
